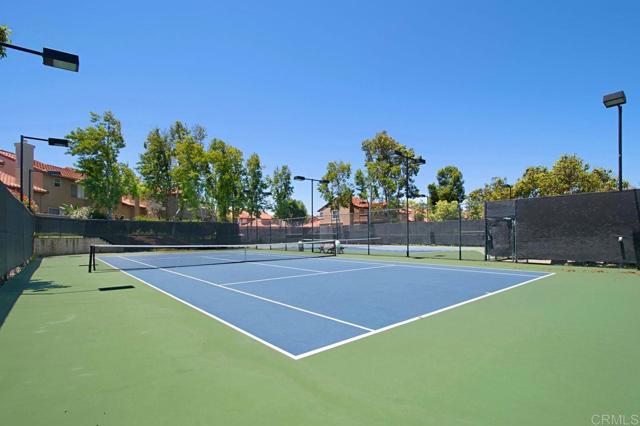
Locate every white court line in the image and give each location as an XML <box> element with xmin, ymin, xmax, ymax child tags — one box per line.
<box><xmin>97</xmin><ymin>257</ymin><xmax>299</xmax><ymax>360</ymax></box>
<box><xmin>98</xmin><ymin>255</ymin><xmax>554</xmax><ymax>361</ymax></box>
<box><xmin>294</xmin><ymin>272</ymin><xmax>556</xmax><ymax>359</ymax></box>
<box><xmin>117</xmin><ymin>256</ymin><xmax>374</xmax><ymax>332</ymax></box>
<box><xmin>200</xmin><ymin>255</ymin><xmax>325</xmax><ymax>273</ymax></box>
<box><xmin>313</xmin><ymin>256</ymin><xmax>545</xmax><ymax>278</ymax></box>
<box><xmin>220</xmin><ymin>265</ymin><xmax>395</xmax><ymax>287</ymax></box>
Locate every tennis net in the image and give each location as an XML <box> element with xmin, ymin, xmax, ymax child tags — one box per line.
<box><xmin>89</xmin><ymin>240</ymin><xmax>337</xmax><ymax>272</ymax></box>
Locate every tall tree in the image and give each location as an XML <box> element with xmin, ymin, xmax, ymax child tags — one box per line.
<box><xmin>287</xmin><ymin>199</ymin><xmax>308</xmax><ymax>218</ymax></box>
<box><xmin>138</xmin><ymin>128</ymin><xmax>174</xmax><ymax>219</ymax></box>
<box><xmin>361</xmin><ymin>131</ymin><xmax>420</xmax><ymax>205</ymax></box>
<box><xmin>172</xmin><ymin>139</ymin><xmax>206</xmax><ymax>219</ymax></box>
<box><xmin>244</xmin><ymin>153</ymin><xmax>269</xmax><ymax>222</ymax></box>
<box><xmin>66</xmin><ymin>111</ymin><xmax>128</xmax><ymax>218</ymax></box>
<box><xmin>354</xmin><ymin>169</ymin><xmax>369</xmax><ymax>200</ymax></box>
<box><xmin>427</xmin><ymin>166</ymin><xmax>465</xmax><ymax>205</ymax></box>
<box><xmin>269</xmin><ymin>165</ymin><xmax>294</xmax><ymax>219</ymax></box>
<box><xmin>318</xmin><ymin>161</ymin><xmax>353</xmax><ymax>211</ymax></box>
<box><xmin>0</xmin><ymin>25</ymin><xmax>10</xmax><ymax>58</ymax></box>
<box><xmin>208</xmin><ymin>139</ymin><xmax>244</xmax><ymax>222</ymax></box>
<box><xmin>429</xmin><ymin>200</ymin><xmax>460</xmax><ymax>221</ymax></box>
<box><xmin>513</xmin><ymin>166</ymin><xmax>549</xmax><ymax>198</ymax></box>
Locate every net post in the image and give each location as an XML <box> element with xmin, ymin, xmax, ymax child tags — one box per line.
<box><xmin>88</xmin><ymin>245</ymin><xmax>93</xmax><ymax>273</ymax></box>
<box><xmin>458</xmin><ymin>203</ymin><xmax>462</xmax><ymax>261</ymax></box>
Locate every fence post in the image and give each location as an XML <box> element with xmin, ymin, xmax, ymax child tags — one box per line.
<box><xmin>458</xmin><ymin>205</ymin><xmax>462</xmax><ymax>261</ymax></box>
<box><xmin>483</xmin><ymin>202</ymin><xmax>488</xmax><ymax>261</ymax></box>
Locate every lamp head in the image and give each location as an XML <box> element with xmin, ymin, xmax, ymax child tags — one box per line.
<box><xmin>603</xmin><ymin>91</ymin><xmax>627</xmax><ymax>108</ymax></box>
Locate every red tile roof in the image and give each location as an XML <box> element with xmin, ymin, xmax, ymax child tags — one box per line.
<box><xmin>0</xmin><ymin>150</ymin><xmax>84</xmax><ymax>181</ymax></box>
<box><xmin>0</xmin><ymin>149</ymin><xmax>145</xmax><ymax>208</ymax></box>
<box><xmin>0</xmin><ymin>169</ymin><xmax>48</xmax><ymax>193</ymax></box>
<box><xmin>238</xmin><ymin>211</ymin><xmax>272</xmax><ymax>220</ymax></box>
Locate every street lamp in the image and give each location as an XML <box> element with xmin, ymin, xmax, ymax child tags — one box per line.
<box><xmin>1</xmin><ymin>42</ymin><xmax>79</xmax><ymax>72</ymax></box>
<box><xmin>503</xmin><ymin>183</ymin><xmax>512</xmax><ymax>199</ymax></box>
<box><xmin>28</xmin><ymin>169</ymin><xmax>61</xmax><ymax>211</ymax></box>
<box><xmin>293</xmin><ymin>175</ymin><xmax>329</xmax><ymax>245</ymax></box>
<box><xmin>603</xmin><ymin>90</ymin><xmax>627</xmax><ymax>191</ymax></box>
<box><xmin>19</xmin><ymin>135</ymin><xmax>70</xmax><ymax>203</ymax></box>
<box><xmin>393</xmin><ymin>150</ymin><xmax>426</xmax><ymax>257</ymax></box>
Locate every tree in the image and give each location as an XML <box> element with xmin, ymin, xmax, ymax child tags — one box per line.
<box><xmin>354</xmin><ymin>169</ymin><xmax>369</xmax><ymax>200</ymax></box>
<box><xmin>512</xmin><ymin>155</ymin><xmax>627</xmax><ymax>198</ymax></box>
<box><xmin>170</xmin><ymin>122</ymin><xmax>207</xmax><ymax>219</ymax></box>
<box><xmin>427</xmin><ymin>166</ymin><xmax>465</xmax><ymax>205</ymax></box>
<box><xmin>120</xmin><ymin>164</ymin><xmax>141</xmax><ymax>198</ymax></box>
<box><xmin>0</xmin><ymin>25</ymin><xmax>10</xmax><ymax>58</ymax></box>
<box><xmin>269</xmin><ymin>165</ymin><xmax>294</xmax><ymax>219</ymax></box>
<box><xmin>514</xmin><ymin>166</ymin><xmax>549</xmax><ymax>198</ymax></box>
<box><xmin>66</xmin><ymin>111</ymin><xmax>128</xmax><ymax>218</ymax></box>
<box><xmin>361</xmin><ymin>131</ymin><xmax>420</xmax><ymax>206</ymax></box>
<box><xmin>244</xmin><ymin>153</ymin><xmax>269</xmax><ymax>222</ymax></box>
<box><xmin>208</xmin><ymin>139</ymin><xmax>244</xmax><ymax>222</ymax></box>
<box><xmin>429</xmin><ymin>200</ymin><xmax>460</xmax><ymax>221</ymax></box>
<box><xmin>287</xmin><ymin>199</ymin><xmax>308</xmax><ymax>219</ymax></box>
<box><xmin>318</xmin><ymin>161</ymin><xmax>353</xmax><ymax>211</ymax></box>
<box><xmin>465</xmin><ymin>189</ymin><xmax>485</xmax><ymax>220</ymax></box>
<box><xmin>138</xmin><ymin>128</ymin><xmax>174</xmax><ymax>219</ymax></box>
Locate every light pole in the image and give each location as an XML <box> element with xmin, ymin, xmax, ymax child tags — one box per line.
<box><xmin>1</xmin><ymin>41</ymin><xmax>79</xmax><ymax>72</ymax></box>
<box><xmin>603</xmin><ymin>91</ymin><xmax>627</xmax><ymax>191</ymax></box>
<box><xmin>503</xmin><ymin>183</ymin><xmax>512</xmax><ymax>199</ymax></box>
<box><xmin>18</xmin><ymin>135</ymin><xmax>69</xmax><ymax>204</ymax></box>
<box><xmin>294</xmin><ymin>176</ymin><xmax>329</xmax><ymax>246</ymax></box>
<box><xmin>393</xmin><ymin>150</ymin><xmax>426</xmax><ymax>257</ymax></box>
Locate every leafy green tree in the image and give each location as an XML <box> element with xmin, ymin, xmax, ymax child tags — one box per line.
<box><xmin>287</xmin><ymin>199</ymin><xmax>308</xmax><ymax>218</ymax></box>
<box><xmin>0</xmin><ymin>25</ymin><xmax>11</xmax><ymax>58</ymax></box>
<box><xmin>66</xmin><ymin>111</ymin><xmax>128</xmax><ymax>218</ymax></box>
<box><xmin>429</xmin><ymin>200</ymin><xmax>460</xmax><ymax>221</ymax></box>
<box><xmin>513</xmin><ymin>166</ymin><xmax>549</xmax><ymax>198</ymax></box>
<box><xmin>318</xmin><ymin>161</ymin><xmax>353</xmax><ymax>211</ymax></box>
<box><xmin>465</xmin><ymin>189</ymin><xmax>485</xmax><ymax>219</ymax></box>
<box><xmin>269</xmin><ymin>165</ymin><xmax>294</xmax><ymax>219</ymax></box>
<box><xmin>208</xmin><ymin>139</ymin><xmax>245</xmax><ymax>222</ymax></box>
<box><xmin>361</xmin><ymin>131</ymin><xmax>421</xmax><ymax>205</ymax></box>
<box><xmin>512</xmin><ymin>155</ymin><xmax>626</xmax><ymax>198</ymax></box>
<box><xmin>120</xmin><ymin>164</ymin><xmax>141</xmax><ymax>198</ymax></box>
<box><xmin>138</xmin><ymin>128</ymin><xmax>174</xmax><ymax>218</ymax></box>
<box><xmin>244</xmin><ymin>153</ymin><xmax>269</xmax><ymax>222</ymax></box>
<box><xmin>427</xmin><ymin>166</ymin><xmax>465</xmax><ymax>205</ymax></box>
<box><xmin>354</xmin><ymin>169</ymin><xmax>369</xmax><ymax>200</ymax></box>
<box><xmin>170</xmin><ymin>123</ymin><xmax>207</xmax><ymax>219</ymax></box>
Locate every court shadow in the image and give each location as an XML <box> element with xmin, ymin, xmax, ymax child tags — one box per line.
<box><xmin>0</xmin><ymin>258</ymin><xmax>61</xmax><ymax>328</ymax></box>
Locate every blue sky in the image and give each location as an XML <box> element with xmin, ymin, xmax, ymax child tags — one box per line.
<box><xmin>2</xmin><ymin>0</ymin><xmax>639</xmax><ymax>212</ymax></box>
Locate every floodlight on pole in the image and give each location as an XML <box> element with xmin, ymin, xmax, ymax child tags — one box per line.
<box><xmin>19</xmin><ymin>135</ymin><xmax>71</xmax><ymax>204</ymax></box>
<box><xmin>392</xmin><ymin>149</ymin><xmax>427</xmax><ymax>257</ymax></box>
<box><xmin>603</xmin><ymin>90</ymin><xmax>627</xmax><ymax>191</ymax></box>
<box><xmin>0</xmin><ymin>42</ymin><xmax>79</xmax><ymax>72</ymax></box>
<box><xmin>293</xmin><ymin>175</ymin><xmax>330</xmax><ymax>245</ymax></box>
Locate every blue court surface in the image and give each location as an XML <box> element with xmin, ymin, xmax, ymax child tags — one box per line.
<box><xmin>98</xmin><ymin>250</ymin><xmax>552</xmax><ymax>359</ymax></box>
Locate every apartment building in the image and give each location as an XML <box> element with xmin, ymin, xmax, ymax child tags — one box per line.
<box><xmin>0</xmin><ymin>143</ymin><xmax>146</xmax><ymax>219</ymax></box>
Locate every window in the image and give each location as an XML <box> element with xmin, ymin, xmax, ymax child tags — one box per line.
<box><xmin>77</xmin><ymin>185</ymin><xmax>85</xmax><ymax>199</ymax></box>
<box><xmin>331</xmin><ymin>210</ymin><xmax>339</xmax><ymax>220</ymax></box>
<box><xmin>53</xmin><ymin>177</ymin><xmax>61</xmax><ymax>187</ymax></box>
<box><xmin>318</xmin><ymin>211</ymin><xmax>324</xmax><ymax>219</ymax></box>
<box><xmin>48</xmin><ymin>207</ymin><xmax>61</xmax><ymax>215</ymax></box>
<box><xmin>71</xmin><ymin>183</ymin><xmax>78</xmax><ymax>197</ymax></box>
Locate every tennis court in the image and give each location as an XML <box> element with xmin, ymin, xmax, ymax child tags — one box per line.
<box><xmin>93</xmin><ymin>243</ymin><xmax>552</xmax><ymax>359</ymax></box>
